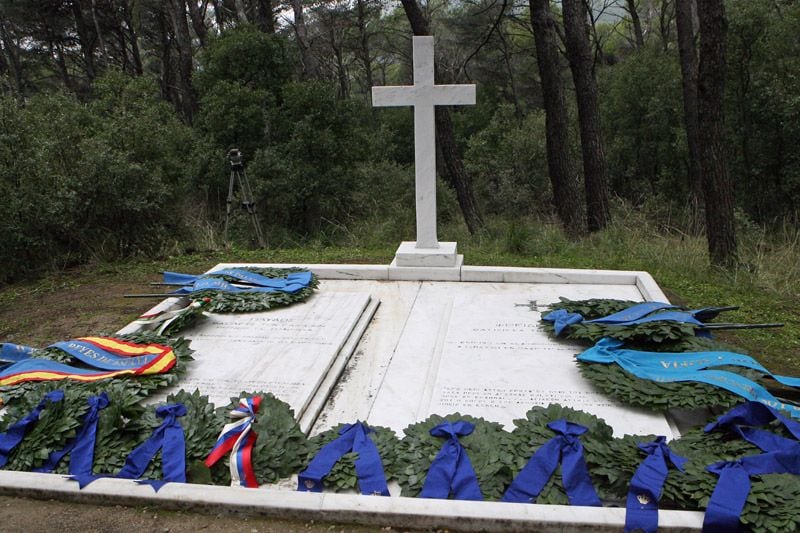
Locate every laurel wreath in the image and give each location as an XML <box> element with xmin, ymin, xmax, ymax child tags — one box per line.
<box><xmin>153</xmin><ymin>267</ymin><xmax>319</xmax><ymax>336</ymax></box>
<box><xmin>211</xmin><ymin>392</ymin><xmax>309</xmax><ymax>486</ymax></box>
<box><xmin>303</xmin><ymin>423</ymin><xmax>400</xmax><ymax>492</ymax></box>
<box><xmin>393</xmin><ymin>413</ymin><xmax>518</xmax><ymax>501</ymax></box>
<box><xmin>507</xmin><ymin>404</ymin><xmax>615</xmax><ymax>504</ymax></box>
<box><xmin>539</xmin><ymin>298</ymin><xmax>766</xmax><ymax>412</ymax></box>
<box><xmin>188</xmin><ymin>267</ymin><xmax>319</xmax><ymax>314</ymax></box>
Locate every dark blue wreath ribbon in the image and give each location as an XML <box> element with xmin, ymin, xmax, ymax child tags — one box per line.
<box><xmin>297</xmin><ymin>421</ymin><xmax>390</xmax><ymax>496</ymax></box>
<box><xmin>419</xmin><ymin>420</ymin><xmax>483</xmax><ymax>501</ymax></box>
<box><xmin>33</xmin><ymin>392</ymin><xmax>109</xmax><ymax>477</ymax></box>
<box><xmin>72</xmin><ymin>403</ymin><xmax>187</xmax><ymax>492</ymax></box>
<box><xmin>701</xmin><ymin>401</ymin><xmax>800</xmax><ymax>532</ymax></box>
<box><xmin>0</xmin><ymin>390</ymin><xmax>64</xmax><ymax>467</ymax></box>
<box><xmin>703</xmin><ymin>449</ymin><xmax>800</xmax><ymax>533</ymax></box>
<box><xmin>164</xmin><ymin>269</ymin><xmax>312</xmax><ymax>295</ymax></box>
<box><xmin>501</xmin><ymin>419</ymin><xmax>601</xmax><ymax>506</ymax></box>
<box><xmin>624</xmin><ymin>436</ymin><xmax>687</xmax><ymax>533</ymax></box>
<box><xmin>541</xmin><ymin>301</ymin><xmax>725</xmax><ymax>336</ymax></box>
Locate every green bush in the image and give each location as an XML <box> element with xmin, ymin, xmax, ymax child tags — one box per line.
<box><xmin>0</xmin><ymin>73</ymin><xmax>196</xmax><ymax>282</ymax></box>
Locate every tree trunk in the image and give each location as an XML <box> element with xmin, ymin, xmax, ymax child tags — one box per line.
<box><xmin>120</xmin><ymin>0</ymin><xmax>143</xmax><ymax>75</ymax></box>
<box><xmin>355</xmin><ymin>0</ymin><xmax>373</xmax><ymax>91</ymax></box>
<box><xmin>169</xmin><ymin>0</ymin><xmax>197</xmax><ymax>123</ymax></box>
<box><xmin>697</xmin><ymin>0</ymin><xmax>737</xmax><ymax>266</ymax></box>
<box><xmin>0</xmin><ymin>20</ymin><xmax>24</xmax><ymax>97</ymax></box>
<box><xmin>234</xmin><ymin>0</ymin><xmax>249</xmax><ymax>23</ymax></box>
<box><xmin>529</xmin><ymin>0</ymin><xmax>583</xmax><ymax>234</ymax></box>
<box><xmin>291</xmin><ymin>0</ymin><xmax>314</xmax><ymax>78</ymax></box>
<box><xmin>562</xmin><ymin>0</ymin><xmax>611</xmax><ymax>232</ymax></box>
<box><xmin>211</xmin><ymin>0</ymin><xmax>226</xmax><ymax>30</ymax></box>
<box><xmin>70</xmin><ymin>0</ymin><xmax>97</xmax><ymax>81</ymax></box>
<box><xmin>399</xmin><ymin>0</ymin><xmax>485</xmax><ymax>234</ymax></box>
<box><xmin>186</xmin><ymin>0</ymin><xmax>209</xmax><ymax>46</ymax></box>
<box><xmin>255</xmin><ymin>0</ymin><xmax>275</xmax><ymax>33</ymax></box>
<box><xmin>675</xmin><ymin>0</ymin><xmax>702</xmax><ymax>231</ymax></box>
<box><xmin>90</xmin><ymin>0</ymin><xmax>108</xmax><ymax>64</ymax></box>
<box><xmin>626</xmin><ymin>0</ymin><xmax>645</xmax><ymax>48</ymax></box>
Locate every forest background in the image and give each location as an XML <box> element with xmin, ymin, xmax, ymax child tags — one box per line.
<box><xmin>0</xmin><ymin>0</ymin><xmax>797</xmax><ymax>370</ymax></box>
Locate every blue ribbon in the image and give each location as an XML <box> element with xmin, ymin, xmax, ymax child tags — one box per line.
<box><xmin>624</xmin><ymin>436</ymin><xmax>687</xmax><ymax>533</ymax></box>
<box><xmin>298</xmin><ymin>421</ymin><xmax>390</xmax><ymax>496</ymax></box>
<box><xmin>0</xmin><ymin>390</ymin><xmax>64</xmax><ymax>467</ymax></box>
<box><xmin>542</xmin><ymin>302</ymin><xmax>720</xmax><ymax>336</ymax></box>
<box><xmin>419</xmin><ymin>421</ymin><xmax>483</xmax><ymax>501</ymax></box>
<box><xmin>0</xmin><ymin>343</ymin><xmax>36</xmax><ymax>363</ymax></box>
<box><xmin>164</xmin><ymin>269</ymin><xmax>312</xmax><ymax>295</ymax></box>
<box><xmin>701</xmin><ymin>401</ymin><xmax>800</xmax><ymax>532</ymax></box>
<box><xmin>34</xmin><ymin>392</ymin><xmax>109</xmax><ymax>476</ymax></box>
<box><xmin>502</xmin><ymin>419</ymin><xmax>601</xmax><ymax>505</ymax></box>
<box><xmin>703</xmin><ymin>449</ymin><xmax>800</xmax><ymax>533</ymax></box>
<box><xmin>578</xmin><ymin>338</ymin><xmax>800</xmax><ymax>418</ymax></box>
<box><xmin>72</xmin><ymin>403</ymin><xmax>187</xmax><ymax>491</ymax></box>
<box><xmin>48</xmin><ymin>339</ymin><xmax>164</xmax><ymax>370</ymax></box>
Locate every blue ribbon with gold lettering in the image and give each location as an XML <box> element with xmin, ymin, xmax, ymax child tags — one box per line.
<box><xmin>0</xmin><ymin>390</ymin><xmax>64</xmax><ymax>467</ymax></box>
<box><xmin>578</xmin><ymin>338</ymin><xmax>800</xmax><ymax>418</ymax></box>
<box><xmin>502</xmin><ymin>419</ymin><xmax>601</xmax><ymax>506</ymax></box>
<box><xmin>624</xmin><ymin>436</ymin><xmax>687</xmax><ymax>533</ymax></box>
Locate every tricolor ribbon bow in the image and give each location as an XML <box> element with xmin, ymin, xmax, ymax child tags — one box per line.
<box><xmin>205</xmin><ymin>396</ymin><xmax>262</xmax><ymax>488</ymax></box>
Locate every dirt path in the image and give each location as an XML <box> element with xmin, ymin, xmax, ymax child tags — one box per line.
<box><xmin>0</xmin><ymin>495</ymin><xmax>386</xmax><ymax>532</ymax></box>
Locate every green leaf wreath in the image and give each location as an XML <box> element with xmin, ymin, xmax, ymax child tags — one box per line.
<box><xmin>187</xmin><ymin>267</ymin><xmax>319</xmax><ymax>314</ymax></box>
<box><xmin>150</xmin><ymin>267</ymin><xmax>320</xmax><ymax>336</ymax></box>
<box><xmin>303</xmin><ymin>423</ymin><xmax>400</xmax><ymax>492</ymax></box>
<box><xmin>211</xmin><ymin>392</ymin><xmax>309</xmax><ymax>486</ymax></box>
<box><xmin>393</xmin><ymin>413</ymin><xmax>517</xmax><ymax>501</ymax></box>
<box><xmin>0</xmin><ymin>332</ymin><xmax>195</xmax><ymax>405</ymax></box>
<box><xmin>539</xmin><ymin>298</ymin><xmax>769</xmax><ymax>412</ymax></box>
<box><xmin>507</xmin><ymin>404</ymin><xmax>615</xmax><ymax>504</ymax></box>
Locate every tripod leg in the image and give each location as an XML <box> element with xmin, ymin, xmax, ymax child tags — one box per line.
<box><xmin>239</xmin><ymin>170</ymin><xmax>266</xmax><ymax>248</ymax></box>
<box><xmin>224</xmin><ymin>170</ymin><xmax>236</xmax><ymax>245</ymax></box>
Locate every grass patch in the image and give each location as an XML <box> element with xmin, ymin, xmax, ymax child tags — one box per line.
<box><xmin>1</xmin><ymin>212</ymin><xmax>797</xmax><ymax>375</ymax></box>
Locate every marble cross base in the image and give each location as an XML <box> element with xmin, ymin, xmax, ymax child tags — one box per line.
<box><xmin>393</xmin><ymin>241</ymin><xmax>462</xmax><ymax>268</ymax></box>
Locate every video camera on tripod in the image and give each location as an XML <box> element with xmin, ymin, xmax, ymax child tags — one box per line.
<box><xmin>224</xmin><ymin>148</ymin><xmax>265</xmax><ymax>248</ymax></box>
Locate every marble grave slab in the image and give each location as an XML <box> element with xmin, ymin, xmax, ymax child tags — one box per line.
<box><xmin>155</xmin><ymin>291</ymin><xmax>372</xmax><ymax>421</ymax></box>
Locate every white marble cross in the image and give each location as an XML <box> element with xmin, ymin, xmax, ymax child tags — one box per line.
<box><xmin>372</xmin><ymin>36</ymin><xmax>476</xmax><ymax>250</ymax></box>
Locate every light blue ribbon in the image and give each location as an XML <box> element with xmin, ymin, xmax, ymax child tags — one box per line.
<box><xmin>577</xmin><ymin>338</ymin><xmax>800</xmax><ymax>418</ymax></box>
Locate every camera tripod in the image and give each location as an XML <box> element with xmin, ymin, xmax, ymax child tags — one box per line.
<box><xmin>224</xmin><ymin>149</ymin><xmax>266</xmax><ymax>248</ymax></box>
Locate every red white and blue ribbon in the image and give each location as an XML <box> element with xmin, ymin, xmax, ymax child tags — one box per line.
<box><xmin>205</xmin><ymin>396</ymin><xmax>262</xmax><ymax>488</ymax></box>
